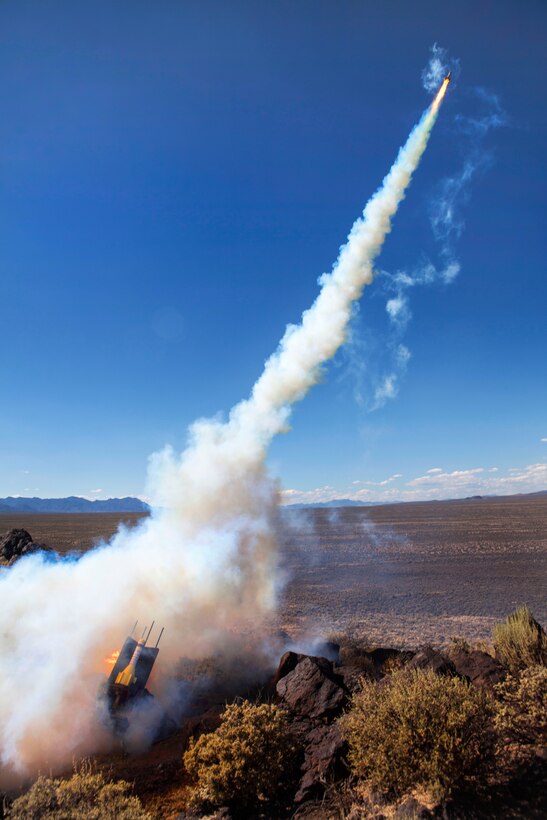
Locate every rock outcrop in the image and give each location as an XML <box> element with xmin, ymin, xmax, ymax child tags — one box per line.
<box><xmin>276</xmin><ymin>654</ymin><xmax>348</xmax><ymax>720</ymax></box>
<box><xmin>407</xmin><ymin>646</ymin><xmax>456</xmax><ymax>677</ymax></box>
<box><xmin>450</xmin><ymin>648</ymin><xmax>506</xmax><ymax>690</ymax></box>
<box><xmin>274</xmin><ymin>652</ymin><xmax>350</xmax><ymax>803</ymax></box>
<box><xmin>293</xmin><ymin>721</ymin><xmax>347</xmax><ymax>803</ymax></box>
<box><xmin>0</xmin><ymin>528</ymin><xmax>52</xmax><ymax>566</ymax></box>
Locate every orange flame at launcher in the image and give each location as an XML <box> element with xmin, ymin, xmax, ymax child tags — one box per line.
<box><xmin>104</xmin><ymin>649</ymin><xmax>120</xmax><ymax>670</ymax></box>
<box><xmin>431</xmin><ymin>74</ymin><xmax>451</xmax><ymax>114</ymax></box>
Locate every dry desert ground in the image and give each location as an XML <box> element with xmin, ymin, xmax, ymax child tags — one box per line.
<box><xmin>1</xmin><ymin>492</ymin><xmax>546</xmax><ymax>648</ymax></box>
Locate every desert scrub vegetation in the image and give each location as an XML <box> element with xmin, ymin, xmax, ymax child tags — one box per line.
<box><xmin>494</xmin><ymin>665</ymin><xmax>547</xmax><ymax>750</ymax></box>
<box><xmin>183</xmin><ymin>700</ymin><xmax>297</xmax><ymax>810</ymax></box>
<box><xmin>493</xmin><ymin>605</ymin><xmax>547</xmax><ymax>673</ymax></box>
<box><xmin>340</xmin><ymin>667</ymin><xmax>495</xmax><ymax>800</ymax></box>
<box><xmin>7</xmin><ymin>768</ymin><xmax>150</xmax><ymax>819</ymax></box>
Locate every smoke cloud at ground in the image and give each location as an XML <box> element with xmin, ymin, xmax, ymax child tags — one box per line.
<box><xmin>0</xmin><ymin>83</ymin><xmax>444</xmax><ymax>781</ymax></box>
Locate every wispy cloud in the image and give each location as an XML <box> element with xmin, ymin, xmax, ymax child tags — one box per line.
<box><xmin>455</xmin><ymin>87</ymin><xmax>507</xmax><ymax>136</ymax></box>
<box><xmin>421</xmin><ymin>43</ymin><xmax>460</xmax><ymax>94</ymax></box>
<box><xmin>407</xmin><ymin>467</ymin><xmax>485</xmax><ymax>487</ymax></box>
<box><xmin>281</xmin><ymin>462</ymin><xmax>546</xmax><ymax>506</ymax></box>
<box><xmin>349</xmin><ymin>56</ymin><xmax>508</xmax><ymax>413</ymax></box>
<box><xmin>362</xmin><ymin>473</ymin><xmax>403</xmax><ymax>487</ymax></box>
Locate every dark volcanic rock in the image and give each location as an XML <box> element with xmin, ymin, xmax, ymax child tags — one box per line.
<box><xmin>336</xmin><ymin>664</ymin><xmax>370</xmax><ymax>693</ymax></box>
<box><xmin>274</xmin><ymin>651</ymin><xmax>304</xmax><ymax>686</ymax></box>
<box><xmin>450</xmin><ymin>648</ymin><xmax>506</xmax><ymax>690</ymax></box>
<box><xmin>407</xmin><ymin>646</ymin><xmax>456</xmax><ymax>677</ymax></box>
<box><xmin>0</xmin><ymin>528</ymin><xmax>33</xmax><ymax>561</ymax></box>
<box><xmin>276</xmin><ymin>655</ymin><xmax>348</xmax><ymax>719</ymax></box>
<box><xmin>179</xmin><ymin>705</ymin><xmax>223</xmax><ymax>752</ymax></box>
<box><xmin>0</xmin><ymin>529</ymin><xmax>51</xmax><ymax>565</ymax></box>
<box><xmin>294</xmin><ymin>722</ymin><xmax>348</xmax><ymax>803</ymax></box>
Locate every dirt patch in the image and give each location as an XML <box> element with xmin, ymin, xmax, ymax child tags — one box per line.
<box><xmin>277</xmin><ymin>494</ymin><xmax>547</xmax><ymax>647</ymax></box>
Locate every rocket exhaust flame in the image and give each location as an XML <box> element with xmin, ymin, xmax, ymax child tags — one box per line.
<box><xmin>0</xmin><ymin>78</ymin><xmax>448</xmax><ymax>779</ymax></box>
<box><xmin>104</xmin><ymin>650</ymin><xmax>120</xmax><ymax>668</ymax></box>
<box><xmin>432</xmin><ymin>76</ymin><xmax>450</xmax><ymax>113</ymax></box>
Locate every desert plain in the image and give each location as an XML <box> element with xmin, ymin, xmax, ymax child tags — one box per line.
<box><xmin>2</xmin><ymin>492</ymin><xmax>545</xmax><ymax>649</ymax></box>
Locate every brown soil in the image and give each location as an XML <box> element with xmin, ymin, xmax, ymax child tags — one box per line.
<box><xmin>278</xmin><ymin>494</ymin><xmax>547</xmax><ymax>647</ymax></box>
<box><xmin>0</xmin><ymin>512</ymin><xmax>146</xmax><ymax>555</ymax></box>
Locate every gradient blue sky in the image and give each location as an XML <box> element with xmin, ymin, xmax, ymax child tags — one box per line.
<box><xmin>1</xmin><ymin>0</ymin><xmax>545</xmax><ymax>504</ymax></box>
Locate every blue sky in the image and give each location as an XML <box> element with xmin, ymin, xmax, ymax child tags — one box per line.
<box><xmin>1</xmin><ymin>0</ymin><xmax>545</xmax><ymax>503</ymax></box>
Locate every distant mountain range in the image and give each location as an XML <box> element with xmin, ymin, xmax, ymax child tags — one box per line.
<box><xmin>0</xmin><ymin>496</ymin><xmax>150</xmax><ymax>513</ymax></box>
<box><xmin>283</xmin><ymin>490</ymin><xmax>547</xmax><ymax>509</ymax></box>
<box><xmin>1</xmin><ymin>490</ymin><xmax>545</xmax><ymax>515</ymax></box>
<box><xmin>283</xmin><ymin>498</ymin><xmax>376</xmax><ymax>509</ymax></box>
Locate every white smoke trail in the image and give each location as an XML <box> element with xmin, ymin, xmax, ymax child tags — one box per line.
<box><xmin>0</xmin><ymin>93</ymin><xmax>444</xmax><ymax>781</ymax></box>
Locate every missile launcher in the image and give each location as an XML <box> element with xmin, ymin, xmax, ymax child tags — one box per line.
<box><xmin>103</xmin><ymin>622</ymin><xmax>170</xmax><ymax>737</ymax></box>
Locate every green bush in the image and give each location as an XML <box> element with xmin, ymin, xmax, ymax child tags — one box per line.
<box><xmin>341</xmin><ymin>668</ymin><xmax>495</xmax><ymax>800</ymax></box>
<box><xmin>494</xmin><ymin>665</ymin><xmax>547</xmax><ymax>748</ymax></box>
<box><xmin>183</xmin><ymin>700</ymin><xmax>297</xmax><ymax>809</ymax></box>
<box><xmin>7</xmin><ymin>769</ymin><xmax>150</xmax><ymax>820</ymax></box>
<box><xmin>493</xmin><ymin>606</ymin><xmax>547</xmax><ymax>673</ymax></box>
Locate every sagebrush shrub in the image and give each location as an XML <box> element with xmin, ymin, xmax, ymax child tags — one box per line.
<box><xmin>494</xmin><ymin>665</ymin><xmax>547</xmax><ymax>748</ymax></box>
<box><xmin>341</xmin><ymin>667</ymin><xmax>495</xmax><ymax>800</ymax></box>
<box><xmin>183</xmin><ymin>700</ymin><xmax>297</xmax><ymax>809</ymax></box>
<box><xmin>493</xmin><ymin>606</ymin><xmax>547</xmax><ymax>673</ymax></box>
<box><xmin>7</xmin><ymin>770</ymin><xmax>150</xmax><ymax>819</ymax></box>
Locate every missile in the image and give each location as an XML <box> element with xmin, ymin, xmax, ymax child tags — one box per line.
<box><xmin>115</xmin><ymin>637</ymin><xmax>146</xmax><ymax>687</ymax></box>
<box><xmin>445</xmin><ymin>71</ymin><xmax>452</xmax><ymax>83</ymax></box>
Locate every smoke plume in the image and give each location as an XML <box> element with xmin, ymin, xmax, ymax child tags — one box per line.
<box><xmin>0</xmin><ymin>85</ymin><xmax>445</xmax><ymax>780</ymax></box>
<box><xmin>342</xmin><ymin>51</ymin><xmax>504</xmax><ymax>411</ymax></box>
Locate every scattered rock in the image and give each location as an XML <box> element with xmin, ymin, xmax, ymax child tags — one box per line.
<box><xmin>450</xmin><ymin>648</ymin><xmax>506</xmax><ymax>690</ymax></box>
<box><xmin>0</xmin><ymin>529</ymin><xmax>52</xmax><ymax>566</ymax></box>
<box><xmin>337</xmin><ymin>664</ymin><xmax>370</xmax><ymax>693</ymax></box>
<box><xmin>294</xmin><ymin>722</ymin><xmax>348</xmax><ymax>803</ymax></box>
<box><xmin>276</xmin><ymin>655</ymin><xmax>348</xmax><ymax>719</ymax></box>
<box><xmin>407</xmin><ymin>646</ymin><xmax>456</xmax><ymax>677</ymax></box>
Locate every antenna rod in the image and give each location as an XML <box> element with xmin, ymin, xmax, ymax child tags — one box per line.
<box><xmin>130</xmin><ymin>620</ymin><xmax>138</xmax><ymax>636</ymax></box>
<box><xmin>140</xmin><ymin>625</ymin><xmax>147</xmax><ymax>640</ymax></box>
<box><xmin>145</xmin><ymin>621</ymin><xmax>155</xmax><ymax>644</ymax></box>
<box><xmin>155</xmin><ymin>627</ymin><xmax>164</xmax><ymax>648</ymax></box>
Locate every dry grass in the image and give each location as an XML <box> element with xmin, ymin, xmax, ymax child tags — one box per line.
<box><xmin>6</xmin><ymin>762</ymin><xmax>150</xmax><ymax>819</ymax></box>
<box><xmin>493</xmin><ymin>605</ymin><xmax>547</xmax><ymax>673</ymax></box>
